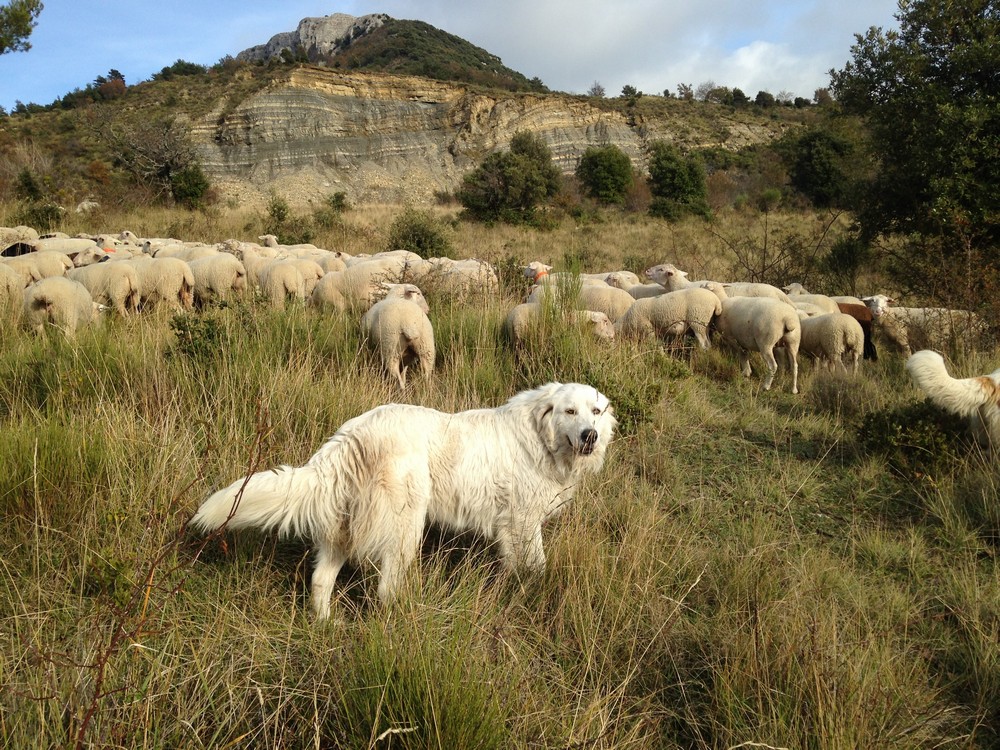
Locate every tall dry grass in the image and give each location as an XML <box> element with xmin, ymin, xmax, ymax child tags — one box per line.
<box><xmin>1</xmin><ymin>204</ymin><xmax>998</xmax><ymax>748</ymax></box>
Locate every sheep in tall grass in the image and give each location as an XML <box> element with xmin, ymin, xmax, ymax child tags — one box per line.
<box><xmin>614</xmin><ymin>287</ymin><xmax>722</xmax><ymax>348</ymax></box>
<box><xmin>361</xmin><ymin>297</ymin><xmax>435</xmax><ymax>390</ymax></box>
<box><xmin>862</xmin><ymin>294</ymin><xmax>985</xmax><ymax>355</ymax></box>
<box><xmin>503</xmin><ymin>303</ymin><xmax>615</xmax><ymax>347</ymax></box>
<box><xmin>67</xmin><ymin>262</ymin><xmax>140</xmax><ymax>315</ymax></box>
<box><xmin>715</xmin><ymin>296</ymin><xmax>801</xmax><ymax>393</ymax></box>
<box><xmin>188</xmin><ymin>254</ymin><xmax>248</xmax><ymax>307</ymax></box>
<box><xmin>23</xmin><ymin>277</ymin><xmax>101</xmax><ymax>336</ymax></box>
<box><xmin>797</xmin><ymin>312</ymin><xmax>865</xmax><ymax>374</ymax></box>
<box><xmin>258</xmin><ymin>260</ymin><xmax>306</xmax><ymax>308</ymax></box>
<box><xmin>126</xmin><ymin>256</ymin><xmax>195</xmax><ymax>311</ymax></box>
<box><xmin>527</xmin><ymin>283</ymin><xmax>635</xmax><ymax>323</ymax></box>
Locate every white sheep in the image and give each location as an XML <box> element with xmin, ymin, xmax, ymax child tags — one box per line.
<box><xmin>126</xmin><ymin>256</ymin><xmax>195</xmax><ymax>311</ymax></box>
<box><xmin>258</xmin><ymin>260</ymin><xmax>306</xmax><ymax>308</ymax></box>
<box><xmin>797</xmin><ymin>312</ymin><xmax>865</xmax><ymax>374</ymax></box>
<box><xmin>605</xmin><ymin>271</ymin><xmax>666</xmax><ymax>299</ymax></box>
<box><xmin>67</xmin><ymin>262</ymin><xmax>140</xmax><ymax>315</ymax></box>
<box><xmin>23</xmin><ymin>277</ymin><xmax>101</xmax><ymax>336</ymax></box>
<box><xmin>371</xmin><ymin>283</ymin><xmax>429</xmax><ymax>313</ymax></box>
<box><xmin>715</xmin><ymin>296</ymin><xmax>801</xmax><ymax>393</ymax></box>
<box><xmin>361</xmin><ymin>297</ymin><xmax>435</xmax><ymax>390</ymax></box>
<box><xmin>781</xmin><ymin>283</ymin><xmax>841</xmax><ymax>314</ymax></box>
<box><xmin>309</xmin><ymin>263</ymin><xmax>408</xmax><ymax>312</ymax></box>
<box><xmin>527</xmin><ymin>282</ymin><xmax>635</xmax><ymax>323</ymax></box>
<box><xmin>0</xmin><ymin>263</ymin><xmax>22</xmax><ymax>319</ymax></box>
<box><xmin>188</xmin><ymin>254</ymin><xmax>248</xmax><ymax>307</ymax></box>
<box><xmin>285</xmin><ymin>257</ymin><xmax>325</xmax><ymax>296</ymax></box>
<box><xmin>862</xmin><ymin>294</ymin><xmax>985</xmax><ymax>354</ymax></box>
<box><xmin>503</xmin><ymin>302</ymin><xmax>615</xmax><ymax>346</ymax></box>
<box><xmin>644</xmin><ymin>263</ymin><xmax>719</xmax><ymax>292</ymax></box>
<box><xmin>722</xmin><ymin>281</ymin><xmax>794</xmax><ymax>305</ymax></box>
<box><xmin>615</xmin><ymin>287</ymin><xmax>723</xmax><ymax>348</ymax></box>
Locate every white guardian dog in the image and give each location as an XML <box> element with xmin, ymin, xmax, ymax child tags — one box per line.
<box><xmin>906</xmin><ymin>350</ymin><xmax>1000</xmax><ymax>449</ymax></box>
<box><xmin>191</xmin><ymin>382</ymin><xmax>617</xmax><ymax>619</ymax></box>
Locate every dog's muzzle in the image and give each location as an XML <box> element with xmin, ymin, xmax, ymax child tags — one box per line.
<box><xmin>579</xmin><ymin>428</ymin><xmax>598</xmax><ymax>455</ymax></box>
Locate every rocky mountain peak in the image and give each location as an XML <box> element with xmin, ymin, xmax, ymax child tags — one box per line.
<box><xmin>235</xmin><ymin>13</ymin><xmax>389</xmax><ymax>63</ymax></box>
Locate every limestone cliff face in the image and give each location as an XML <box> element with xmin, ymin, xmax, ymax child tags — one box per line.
<box><xmin>190</xmin><ymin>67</ymin><xmax>786</xmax><ymax>207</ymax></box>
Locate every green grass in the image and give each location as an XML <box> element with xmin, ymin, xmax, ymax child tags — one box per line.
<box><xmin>2</xmin><ymin>214</ymin><xmax>999</xmax><ymax>748</ymax></box>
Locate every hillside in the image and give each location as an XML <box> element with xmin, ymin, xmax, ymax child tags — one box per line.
<box><xmin>0</xmin><ymin>13</ymin><xmax>817</xmax><ymax>210</ymax></box>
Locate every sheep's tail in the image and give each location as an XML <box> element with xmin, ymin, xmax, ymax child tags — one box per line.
<box><xmin>906</xmin><ymin>350</ymin><xmax>999</xmax><ymax>417</ymax></box>
<box><xmin>190</xmin><ymin>464</ymin><xmax>324</xmax><ymax>539</ymax></box>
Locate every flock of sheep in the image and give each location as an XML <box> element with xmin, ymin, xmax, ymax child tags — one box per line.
<box><xmin>0</xmin><ymin>224</ymin><xmax>987</xmax><ymax>395</ymax></box>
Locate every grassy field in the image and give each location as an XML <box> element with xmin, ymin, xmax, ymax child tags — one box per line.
<box><xmin>1</xmin><ymin>204</ymin><xmax>998</xmax><ymax>748</ymax></box>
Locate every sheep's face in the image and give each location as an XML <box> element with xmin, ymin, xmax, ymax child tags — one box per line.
<box><xmin>586</xmin><ymin>311</ymin><xmax>615</xmax><ymax>341</ymax></box>
<box><xmin>605</xmin><ymin>273</ymin><xmax>626</xmax><ymax>290</ymax></box>
<box><xmin>644</xmin><ymin>264</ymin><xmax>683</xmax><ymax>286</ymax></box>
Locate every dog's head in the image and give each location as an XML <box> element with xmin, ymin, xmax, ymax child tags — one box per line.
<box><xmin>524</xmin><ymin>382</ymin><xmax>617</xmax><ymax>473</ymax></box>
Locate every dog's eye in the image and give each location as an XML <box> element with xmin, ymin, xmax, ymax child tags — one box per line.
<box><xmin>592</xmin><ymin>407</ymin><xmax>602</xmax><ymax>416</ymax></box>
<box><xmin>565</xmin><ymin>408</ymin><xmax>576</xmax><ymax>415</ymax></box>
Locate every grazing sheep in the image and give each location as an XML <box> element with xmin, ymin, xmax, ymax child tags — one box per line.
<box><xmin>361</xmin><ymin>298</ymin><xmax>435</xmax><ymax>390</ymax></box>
<box><xmin>413</xmin><ymin>258</ymin><xmax>500</xmax><ymax>297</ymax></box>
<box><xmin>67</xmin><ymin>262</ymin><xmax>140</xmax><ymax>315</ymax></box>
<box><xmin>722</xmin><ymin>281</ymin><xmax>794</xmax><ymax>306</ymax></box>
<box><xmin>906</xmin><ymin>350</ymin><xmax>1000</xmax><ymax>449</ymax></box>
<box><xmin>126</xmin><ymin>256</ymin><xmax>195</xmax><ymax>311</ymax></box>
<box><xmin>23</xmin><ymin>277</ymin><xmax>101</xmax><ymax>336</ymax></box>
<box><xmin>615</xmin><ymin>287</ymin><xmax>723</xmax><ymax>348</ymax></box>
<box><xmin>370</xmin><ymin>283</ymin><xmax>429</xmax><ymax>313</ymax></box>
<box><xmin>605</xmin><ymin>271</ymin><xmax>666</xmax><ymax>299</ymax></box>
<box><xmin>2</xmin><ymin>255</ymin><xmax>44</xmax><ymax>287</ymax></box>
<box><xmin>503</xmin><ymin>303</ymin><xmax>615</xmax><ymax>346</ymax></box>
<box><xmin>798</xmin><ymin>312</ymin><xmax>865</xmax><ymax>374</ymax></box>
<box><xmin>715</xmin><ymin>296</ymin><xmax>801</xmax><ymax>393</ymax></box>
<box><xmin>258</xmin><ymin>260</ymin><xmax>306</xmax><ymax>308</ymax></box>
<box><xmin>781</xmin><ymin>283</ymin><xmax>840</xmax><ymax>314</ymax></box>
<box><xmin>188</xmin><ymin>254</ymin><xmax>248</xmax><ymax>307</ymax></box>
<box><xmin>0</xmin><ymin>263</ymin><xmax>22</xmax><ymax>319</ymax></box>
<box><xmin>862</xmin><ymin>294</ymin><xmax>985</xmax><ymax>354</ymax></box>
<box><xmin>836</xmin><ymin>302</ymin><xmax>878</xmax><ymax>361</ymax></box>
<box><xmin>528</xmin><ymin>283</ymin><xmax>635</xmax><ymax>323</ymax></box>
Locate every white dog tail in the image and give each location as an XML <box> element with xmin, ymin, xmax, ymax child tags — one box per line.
<box><xmin>190</xmin><ymin>465</ymin><xmax>322</xmax><ymax>539</ymax></box>
<box><xmin>906</xmin><ymin>350</ymin><xmax>996</xmax><ymax>417</ymax></box>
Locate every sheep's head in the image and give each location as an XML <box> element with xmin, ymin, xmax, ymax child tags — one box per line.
<box><xmin>604</xmin><ymin>272</ymin><xmax>627</xmax><ymax>290</ymax></box>
<box><xmin>584</xmin><ymin>311</ymin><xmax>615</xmax><ymax>341</ymax></box>
<box><xmin>644</xmin><ymin>263</ymin><xmax>684</xmax><ymax>286</ymax></box>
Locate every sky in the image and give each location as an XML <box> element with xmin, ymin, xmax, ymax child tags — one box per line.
<box><xmin>0</xmin><ymin>0</ymin><xmax>901</xmax><ymax>112</ymax></box>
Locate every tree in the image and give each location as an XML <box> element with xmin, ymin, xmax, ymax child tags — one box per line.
<box><xmin>784</xmin><ymin>128</ymin><xmax>856</xmax><ymax>208</ymax></box>
<box><xmin>575</xmin><ymin>145</ymin><xmax>634</xmax><ymax>205</ymax></box>
<box><xmin>830</xmin><ymin>0</ymin><xmax>1000</xmax><ymax>302</ymax></box>
<box><xmin>0</xmin><ymin>0</ymin><xmax>42</xmax><ymax>55</ymax></box>
<box><xmin>458</xmin><ymin>130</ymin><xmax>561</xmax><ymax>224</ymax></box>
<box><xmin>587</xmin><ymin>81</ymin><xmax>605</xmax><ymax>98</ymax></box>
<box><xmin>754</xmin><ymin>90</ymin><xmax>776</xmax><ymax>108</ymax></box>
<box><xmin>646</xmin><ymin>141</ymin><xmax>710</xmax><ymax>222</ymax></box>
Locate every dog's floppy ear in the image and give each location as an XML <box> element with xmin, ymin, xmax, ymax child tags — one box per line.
<box><xmin>530</xmin><ymin>383</ymin><xmax>562</xmax><ymax>450</ymax></box>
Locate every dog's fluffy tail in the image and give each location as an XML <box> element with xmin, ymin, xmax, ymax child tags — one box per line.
<box><xmin>191</xmin><ymin>464</ymin><xmax>323</xmax><ymax>539</ymax></box>
<box><xmin>905</xmin><ymin>350</ymin><xmax>994</xmax><ymax>417</ymax></box>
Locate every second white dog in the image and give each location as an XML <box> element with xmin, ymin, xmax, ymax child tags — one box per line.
<box><xmin>191</xmin><ymin>382</ymin><xmax>617</xmax><ymax>618</ymax></box>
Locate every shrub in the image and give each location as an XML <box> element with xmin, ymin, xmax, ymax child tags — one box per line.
<box><xmin>170</xmin><ymin>163</ymin><xmax>211</xmax><ymax>209</ymax></box>
<box><xmin>859</xmin><ymin>399</ymin><xmax>970</xmax><ymax>479</ymax></box>
<box><xmin>385</xmin><ymin>206</ymin><xmax>454</xmax><ymax>259</ymax></box>
<box><xmin>458</xmin><ymin>130</ymin><xmax>561</xmax><ymax>224</ymax></box>
<box><xmin>575</xmin><ymin>145</ymin><xmax>634</xmax><ymax>205</ymax></box>
<box><xmin>646</xmin><ymin>141</ymin><xmax>710</xmax><ymax>222</ymax></box>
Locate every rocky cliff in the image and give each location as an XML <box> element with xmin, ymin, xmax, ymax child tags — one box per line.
<box><xmin>190</xmin><ymin>67</ymin><xmax>794</xmax><ymax>208</ymax></box>
<box><xmin>235</xmin><ymin>13</ymin><xmax>389</xmax><ymax>63</ymax></box>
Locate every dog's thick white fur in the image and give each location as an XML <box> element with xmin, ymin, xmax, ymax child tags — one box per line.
<box><xmin>906</xmin><ymin>350</ymin><xmax>1000</xmax><ymax>448</ymax></box>
<box><xmin>191</xmin><ymin>382</ymin><xmax>617</xmax><ymax>619</ymax></box>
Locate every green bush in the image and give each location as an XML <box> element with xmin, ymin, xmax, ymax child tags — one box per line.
<box><xmin>170</xmin><ymin>163</ymin><xmax>211</xmax><ymax>209</ymax></box>
<box><xmin>575</xmin><ymin>145</ymin><xmax>634</xmax><ymax>205</ymax></box>
<box><xmin>646</xmin><ymin>141</ymin><xmax>710</xmax><ymax>222</ymax></box>
<box><xmin>385</xmin><ymin>206</ymin><xmax>454</xmax><ymax>259</ymax></box>
<box><xmin>458</xmin><ymin>130</ymin><xmax>561</xmax><ymax>224</ymax></box>
<box><xmin>859</xmin><ymin>399</ymin><xmax>971</xmax><ymax>478</ymax></box>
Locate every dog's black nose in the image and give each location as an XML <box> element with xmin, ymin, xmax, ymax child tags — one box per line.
<box><xmin>580</xmin><ymin>428</ymin><xmax>598</xmax><ymax>451</ymax></box>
